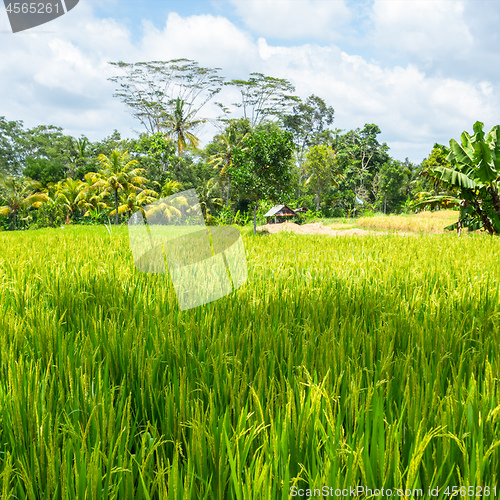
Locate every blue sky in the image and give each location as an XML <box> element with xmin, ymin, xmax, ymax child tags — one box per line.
<box><xmin>1</xmin><ymin>0</ymin><xmax>499</xmax><ymax>163</ymax></box>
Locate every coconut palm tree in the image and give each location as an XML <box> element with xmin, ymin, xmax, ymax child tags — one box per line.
<box><xmin>56</xmin><ymin>178</ymin><xmax>86</xmax><ymax>223</ymax></box>
<box><xmin>209</xmin><ymin>126</ymin><xmax>249</xmax><ymax>207</ymax></box>
<box><xmin>90</xmin><ymin>150</ymin><xmax>148</xmax><ymax>225</ymax></box>
<box><xmin>144</xmin><ymin>186</ymin><xmax>190</xmax><ymax>224</ymax></box>
<box><xmin>0</xmin><ymin>176</ymin><xmax>47</xmax><ymax>230</ymax></box>
<box><xmin>159</xmin><ymin>179</ymin><xmax>183</xmax><ymax>198</ymax></box>
<box><xmin>160</xmin><ymin>98</ymin><xmax>205</xmax><ymax>156</ymax></box>
<box><xmin>110</xmin><ymin>186</ymin><xmax>158</xmax><ymax>219</ymax></box>
<box><xmin>198</xmin><ymin>178</ymin><xmax>223</xmax><ymax>219</ymax></box>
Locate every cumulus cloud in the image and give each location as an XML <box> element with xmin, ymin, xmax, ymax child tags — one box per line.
<box><xmin>228</xmin><ymin>0</ymin><xmax>350</xmax><ymax>41</ymax></box>
<box><xmin>139</xmin><ymin>12</ymin><xmax>258</xmax><ymax>76</ymax></box>
<box><xmin>369</xmin><ymin>0</ymin><xmax>474</xmax><ymax>66</ymax></box>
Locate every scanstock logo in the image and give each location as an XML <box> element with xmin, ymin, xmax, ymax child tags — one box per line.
<box><xmin>4</xmin><ymin>0</ymin><xmax>79</xmax><ymax>33</ymax></box>
<box><xmin>128</xmin><ymin>189</ymin><xmax>248</xmax><ymax>311</ymax></box>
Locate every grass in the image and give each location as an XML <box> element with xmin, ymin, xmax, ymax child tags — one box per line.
<box><xmin>0</xmin><ymin>224</ymin><xmax>499</xmax><ymax>498</ymax></box>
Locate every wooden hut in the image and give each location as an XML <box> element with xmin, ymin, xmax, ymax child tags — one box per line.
<box><xmin>264</xmin><ymin>204</ymin><xmax>297</xmax><ymax>224</ymax></box>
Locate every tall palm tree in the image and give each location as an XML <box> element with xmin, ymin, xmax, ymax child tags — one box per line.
<box><xmin>160</xmin><ymin>99</ymin><xmax>205</xmax><ymax>156</ymax></box>
<box><xmin>90</xmin><ymin>150</ymin><xmax>148</xmax><ymax>225</ymax></box>
<box><xmin>209</xmin><ymin>127</ymin><xmax>249</xmax><ymax>207</ymax></box>
<box><xmin>0</xmin><ymin>176</ymin><xmax>47</xmax><ymax>230</ymax></box>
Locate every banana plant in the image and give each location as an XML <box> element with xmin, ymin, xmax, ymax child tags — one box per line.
<box><xmin>420</xmin><ymin>122</ymin><xmax>500</xmax><ymax>234</ymax></box>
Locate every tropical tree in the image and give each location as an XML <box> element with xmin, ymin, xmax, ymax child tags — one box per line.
<box><xmin>420</xmin><ymin>121</ymin><xmax>500</xmax><ymax>235</ymax></box>
<box><xmin>197</xmin><ymin>178</ymin><xmax>223</xmax><ymax>220</ymax></box>
<box><xmin>90</xmin><ymin>150</ymin><xmax>148</xmax><ymax>225</ymax></box>
<box><xmin>38</xmin><ymin>182</ymin><xmax>63</xmax><ymax>227</ymax></box>
<box><xmin>158</xmin><ymin>179</ymin><xmax>183</xmax><ymax>198</ymax></box>
<box><xmin>56</xmin><ymin>178</ymin><xmax>86</xmax><ymax>223</ymax></box>
<box><xmin>66</xmin><ymin>136</ymin><xmax>90</xmax><ymax>179</ymax></box>
<box><xmin>411</xmin><ymin>145</ymin><xmax>455</xmax><ymax>209</ymax></box>
<box><xmin>0</xmin><ymin>117</ymin><xmax>26</xmax><ymax>175</ymax></box>
<box><xmin>160</xmin><ymin>98</ymin><xmax>205</xmax><ymax>156</ymax></box>
<box><xmin>144</xmin><ymin>193</ymin><xmax>190</xmax><ymax>224</ymax></box>
<box><xmin>135</xmin><ymin>132</ymin><xmax>178</xmax><ymax>185</ymax></box>
<box><xmin>373</xmin><ymin>160</ymin><xmax>411</xmax><ymax>214</ymax></box>
<box><xmin>79</xmin><ymin>175</ymin><xmax>111</xmax><ymax>221</ymax></box>
<box><xmin>110</xmin><ymin>186</ymin><xmax>158</xmax><ymax>219</ymax></box>
<box><xmin>303</xmin><ymin>144</ymin><xmax>343</xmax><ymax>211</ymax></box>
<box><xmin>230</xmin><ymin>123</ymin><xmax>295</xmax><ymax>234</ymax></box>
<box><xmin>282</xmin><ymin>95</ymin><xmax>335</xmax><ymax>194</ymax></box>
<box><xmin>208</xmin><ymin>118</ymin><xmax>251</xmax><ymax>206</ymax></box>
<box><xmin>0</xmin><ymin>176</ymin><xmax>47</xmax><ymax>229</ymax></box>
<box><xmin>108</xmin><ymin>59</ymin><xmax>223</xmax><ymax>135</ymax></box>
<box><xmin>226</xmin><ymin>73</ymin><xmax>298</xmax><ymax>127</ymax></box>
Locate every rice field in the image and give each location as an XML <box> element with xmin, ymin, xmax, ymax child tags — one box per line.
<box><xmin>356</xmin><ymin>210</ymin><xmax>460</xmax><ymax>234</ymax></box>
<box><xmin>0</xmin><ymin>224</ymin><xmax>499</xmax><ymax>498</ymax></box>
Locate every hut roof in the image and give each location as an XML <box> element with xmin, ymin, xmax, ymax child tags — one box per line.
<box><xmin>264</xmin><ymin>204</ymin><xmax>297</xmax><ymax>217</ymax></box>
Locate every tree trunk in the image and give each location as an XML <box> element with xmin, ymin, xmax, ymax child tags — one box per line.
<box><xmin>226</xmin><ymin>178</ymin><xmax>231</xmax><ymax>208</ymax></box>
<box><xmin>489</xmin><ymin>187</ymin><xmax>500</xmax><ymax>232</ymax></box>
<box><xmin>315</xmin><ymin>193</ymin><xmax>320</xmax><ymax>212</ymax></box>
<box><xmin>471</xmin><ymin>199</ymin><xmax>494</xmax><ymax>234</ymax></box>
<box><xmin>114</xmin><ymin>189</ymin><xmax>119</xmax><ymax>225</ymax></box>
<box><xmin>253</xmin><ymin>201</ymin><xmax>258</xmax><ymax>235</ymax></box>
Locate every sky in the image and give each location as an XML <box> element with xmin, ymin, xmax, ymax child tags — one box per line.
<box><xmin>1</xmin><ymin>0</ymin><xmax>499</xmax><ymax>163</ymax></box>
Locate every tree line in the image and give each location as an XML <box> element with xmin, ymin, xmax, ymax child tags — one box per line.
<box><xmin>2</xmin><ymin>58</ymin><xmax>496</xmax><ymax>234</ymax></box>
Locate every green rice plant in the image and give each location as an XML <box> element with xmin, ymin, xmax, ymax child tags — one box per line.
<box><xmin>0</xmin><ymin>225</ymin><xmax>499</xmax><ymax>498</ymax></box>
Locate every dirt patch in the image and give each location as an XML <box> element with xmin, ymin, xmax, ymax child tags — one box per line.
<box><xmin>257</xmin><ymin>222</ymin><xmax>388</xmax><ymax>236</ymax></box>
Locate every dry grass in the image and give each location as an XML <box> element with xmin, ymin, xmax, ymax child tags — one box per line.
<box><xmin>356</xmin><ymin>210</ymin><xmax>460</xmax><ymax>233</ymax></box>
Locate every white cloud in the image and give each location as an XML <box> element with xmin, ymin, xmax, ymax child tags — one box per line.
<box><xmin>140</xmin><ymin>13</ymin><xmax>258</xmax><ymax>75</ymax></box>
<box><xmin>369</xmin><ymin>0</ymin><xmax>474</xmax><ymax>64</ymax></box>
<box><xmin>228</xmin><ymin>0</ymin><xmax>350</xmax><ymax>40</ymax></box>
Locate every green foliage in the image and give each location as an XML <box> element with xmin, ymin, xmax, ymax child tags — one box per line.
<box><xmin>303</xmin><ymin>144</ymin><xmax>343</xmax><ymax>211</ymax></box>
<box><xmin>23</xmin><ymin>157</ymin><xmax>67</xmax><ymax>186</ymax></box>
<box><xmin>159</xmin><ymin>98</ymin><xmax>205</xmax><ymax>156</ymax></box>
<box><xmin>230</xmin><ymin>123</ymin><xmax>295</xmax><ymax>233</ymax></box>
<box><xmin>282</xmin><ymin>94</ymin><xmax>335</xmax><ymax>166</ymax></box>
<box><xmin>321</xmin><ymin>124</ymin><xmax>391</xmax><ymax>216</ymax></box>
<box><xmin>135</xmin><ymin>133</ymin><xmax>178</xmax><ymax>186</ymax></box>
<box><xmin>0</xmin><ymin>117</ymin><xmax>25</xmax><ymax>175</ymax></box>
<box><xmin>226</xmin><ymin>73</ymin><xmax>298</xmax><ymax>127</ymax></box>
<box><xmin>89</xmin><ymin>150</ymin><xmax>148</xmax><ymax>225</ymax></box>
<box><xmin>421</xmin><ymin>122</ymin><xmax>500</xmax><ymax>234</ymax></box>
<box><xmin>374</xmin><ymin>160</ymin><xmax>411</xmax><ymax>213</ymax></box>
<box><xmin>0</xmin><ymin>176</ymin><xmax>47</xmax><ymax>230</ymax></box>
